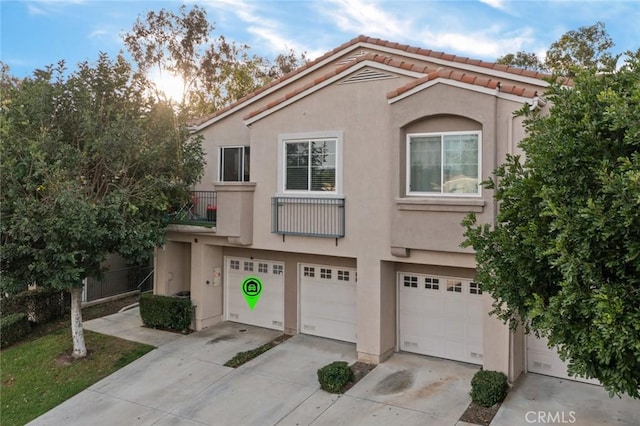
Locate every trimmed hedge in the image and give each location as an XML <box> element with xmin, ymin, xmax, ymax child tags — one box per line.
<box><xmin>317</xmin><ymin>361</ymin><xmax>354</xmax><ymax>393</ymax></box>
<box><xmin>0</xmin><ymin>288</ymin><xmax>70</xmax><ymax>323</ymax></box>
<box><xmin>470</xmin><ymin>370</ymin><xmax>508</xmax><ymax>407</ymax></box>
<box><xmin>139</xmin><ymin>293</ymin><xmax>192</xmax><ymax>332</ymax></box>
<box><xmin>1</xmin><ymin>313</ymin><xmax>31</xmax><ymax>348</ymax></box>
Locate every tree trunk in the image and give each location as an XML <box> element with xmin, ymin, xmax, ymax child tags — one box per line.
<box><xmin>70</xmin><ymin>287</ymin><xmax>87</xmax><ymax>358</ymax></box>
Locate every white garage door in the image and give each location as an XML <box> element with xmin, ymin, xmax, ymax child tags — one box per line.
<box><xmin>225</xmin><ymin>257</ymin><xmax>284</xmax><ymax>331</ymax></box>
<box><xmin>398</xmin><ymin>273</ymin><xmax>484</xmax><ymax>365</ymax></box>
<box><xmin>527</xmin><ymin>335</ymin><xmax>600</xmax><ymax>385</ymax></box>
<box><xmin>299</xmin><ymin>264</ymin><xmax>357</xmax><ymax>343</ymax></box>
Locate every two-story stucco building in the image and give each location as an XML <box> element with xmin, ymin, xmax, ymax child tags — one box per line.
<box><xmin>153</xmin><ymin>36</ymin><xmax>591</xmax><ymax>385</ymax></box>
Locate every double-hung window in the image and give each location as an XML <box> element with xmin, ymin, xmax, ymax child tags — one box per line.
<box><xmin>284</xmin><ymin>138</ymin><xmax>337</xmax><ymax>192</ymax></box>
<box><xmin>219</xmin><ymin>146</ymin><xmax>250</xmax><ymax>182</ymax></box>
<box><xmin>407</xmin><ymin>131</ymin><xmax>481</xmax><ymax>196</ymax></box>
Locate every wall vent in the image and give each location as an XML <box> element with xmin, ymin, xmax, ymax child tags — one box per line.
<box><xmin>229</xmin><ymin>313</ymin><xmax>239</xmax><ymax>319</ymax></box>
<box><xmin>533</xmin><ymin>361</ymin><xmax>552</xmax><ymax>370</ymax></box>
<box><xmin>303</xmin><ymin>324</ymin><xmax>316</xmax><ymax>331</ymax></box>
<box><xmin>340</xmin><ymin>68</ymin><xmax>397</xmax><ymax>85</ymax></box>
<box><xmin>272</xmin><ymin>320</ymin><xmax>283</xmax><ymax>327</ymax></box>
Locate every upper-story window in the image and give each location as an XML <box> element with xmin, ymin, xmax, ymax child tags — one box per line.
<box><xmin>407</xmin><ymin>131</ymin><xmax>481</xmax><ymax>196</ymax></box>
<box><xmin>279</xmin><ymin>131</ymin><xmax>343</xmax><ymax>194</ymax></box>
<box><xmin>219</xmin><ymin>146</ymin><xmax>250</xmax><ymax>182</ymax></box>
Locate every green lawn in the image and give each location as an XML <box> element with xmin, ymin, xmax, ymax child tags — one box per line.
<box><xmin>1</xmin><ymin>328</ymin><xmax>154</xmax><ymax>426</ymax></box>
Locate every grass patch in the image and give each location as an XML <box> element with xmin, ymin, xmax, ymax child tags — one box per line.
<box><xmin>0</xmin><ymin>328</ymin><xmax>154</xmax><ymax>426</ymax></box>
<box><xmin>224</xmin><ymin>335</ymin><xmax>290</xmax><ymax>368</ymax></box>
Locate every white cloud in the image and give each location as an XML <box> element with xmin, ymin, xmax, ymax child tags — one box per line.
<box><xmin>27</xmin><ymin>4</ymin><xmax>47</xmax><ymax>15</ymax></box>
<box><xmin>27</xmin><ymin>0</ymin><xmax>85</xmax><ymax>16</ymax></box>
<box><xmin>420</xmin><ymin>26</ymin><xmax>536</xmax><ymax>58</ymax></box>
<box><xmin>89</xmin><ymin>29</ymin><xmax>108</xmax><ymax>39</ymax></box>
<box><xmin>479</xmin><ymin>0</ymin><xmax>506</xmax><ymax>11</ymax></box>
<box><xmin>200</xmin><ymin>0</ymin><xmax>320</xmax><ymax>58</ymax></box>
<box><xmin>321</xmin><ymin>0</ymin><xmax>408</xmax><ymax>40</ymax></box>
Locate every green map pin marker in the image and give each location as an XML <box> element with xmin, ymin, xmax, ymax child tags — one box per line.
<box><xmin>242</xmin><ymin>276</ymin><xmax>263</xmax><ymax>310</ymax></box>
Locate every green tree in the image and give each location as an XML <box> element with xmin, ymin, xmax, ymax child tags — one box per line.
<box><xmin>0</xmin><ymin>55</ymin><xmax>205</xmax><ymax>358</ymax></box>
<box><xmin>462</xmin><ymin>51</ymin><xmax>640</xmax><ymax>398</ymax></box>
<box><xmin>497</xmin><ymin>22</ymin><xmax>616</xmax><ymax>75</ymax></box>
<box><xmin>496</xmin><ymin>51</ymin><xmax>546</xmax><ymax>72</ymax></box>
<box><xmin>546</xmin><ymin>21</ymin><xmax>616</xmax><ymax>75</ymax></box>
<box><xmin>123</xmin><ymin>5</ymin><xmax>308</xmax><ymax>117</ymax></box>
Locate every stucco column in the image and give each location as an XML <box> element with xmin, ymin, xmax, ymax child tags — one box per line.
<box><xmin>153</xmin><ymin>245</ymin><xmax>168</xmax><ymax>296</ymax></box>
<box><xmin>482</xmin><ymin>293</ymin><xmax>511</xmax><ymax>378</ymax></box>
<box><xmin>356</xmin><ymin>257</ymin><xmax>396</xmax><ymax>364</ymax></box>
<box><xmin>190</xmin><ymin>242</ymin><xmax>224</xmax><ymax>331</ymax></box>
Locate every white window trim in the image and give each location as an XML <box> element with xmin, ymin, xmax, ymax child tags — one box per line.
<box><xmin>406</xmin><ymin>130</ymin><xmax>482</xmax><ymax>198</ymax></box>
<box><xmin>219</xmin><ymin>145</ymin><xmax>249</xmax><ymax>182</ymax></box>
<box><xmin>277</xmin><ymin>131</ymin><xmax>343</xmax><ymax>196</ymax></box>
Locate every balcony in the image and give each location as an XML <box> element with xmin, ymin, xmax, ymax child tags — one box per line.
<box><xmin>272</xmin><ymin>196</ymin><xmax>345</xmax><ymax>238</ymax></box>
<box><xmin>167</xmin><ymin>191</ymin><xmax>217</xmax><ymax>228</ymax></box>
<box><xmin>166</xmin><ymin>184</ymin><xmax>255</xmax><ymax>245</ymax></box>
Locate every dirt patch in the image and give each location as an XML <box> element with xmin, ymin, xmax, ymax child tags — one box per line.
<box><xmin>459</xmin><ymin>401</ymin><xmax>501</xmax><ymax>426</ymax></box>
<box><xmin>341</xmin><ymin>362</ymin><xmax>376</xmax><ymax>393</ymax></box>
<box><xmin>374</xmin><ymin>369</ymin><xmax>415</xmax><ymax>395</ymax></box>
<box><xmin>54</xmin><ymin>353</ymin><xmax>76</xmax><ymax>366</ymax></box>
<box><xmin>413</xmin><ymin>375</ymin><xmax>455</xmax><ymax>399</ymax></box>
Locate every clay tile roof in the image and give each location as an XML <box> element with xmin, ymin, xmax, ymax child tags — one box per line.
<box><xmin>387</xmin><ymin>68</ymin><xmax>535</xmax><ymax>100</ymax></box>
<box><xmin>191</xmin><ymin>34</ymin><xmax>555</xmax><ymax>127</ymax></box>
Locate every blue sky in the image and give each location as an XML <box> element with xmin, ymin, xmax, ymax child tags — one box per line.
<box><xmin>2</xmin><ymin>0</ymin><xmax>639</xmax><ymax>78</ymax></box>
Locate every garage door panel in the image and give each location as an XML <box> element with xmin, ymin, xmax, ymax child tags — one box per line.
<box><xmin>400</xmin><ymin>293</ymin><xmax>443</xmax><ymax>314</ymax></box>
<box><xmin>399</xmin><ymin>273</ymin><xmax>483</xmax><ymax>365</ymax></box>
<box><xmin>225</xmin><ymin>257</ymin><xmax>284</xmax><ymax>331</ymax></box>
<box><xmin>300</xmin><ymin>264</ymin><xmax>357</xmax><ymax>343</ymax></box>
<box><xmin>527</xmin><ymin>335</ymin><xmax>600</xmax><ymax>385</ymax></box>
<box><xmin>445</xmin><ymin>318</ymin><xmax>467</xmax><ymax>340</ymax></box>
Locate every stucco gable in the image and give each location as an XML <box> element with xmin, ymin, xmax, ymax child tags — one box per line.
<box><xmin>242</xmin><ymin>54</ymin><xmax>425</xmax><ymax>125</ymax></box>
<box><xmin>243</xmin><ymin>54</ymin><xmax>543</xmax><ymax>124</ymax></box>
<box><xmin>191</xmin><ymin>35</ymin><xmax>559</xmax><ymax>131</ymax></box>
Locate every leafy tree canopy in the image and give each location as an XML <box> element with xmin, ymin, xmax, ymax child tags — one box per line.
<box><xmin>123</xmin><ymin>5</ymin><xmax>308</xmax><ymax>117</ymax></box>
<box><xmin>497</xmin><ymin>22</ymin><xmax>617</xmax><ymax>75</ymax></box>
<box><xmin>496</xmin><ymin>51</ymin><xmax>545</xmax><ymax>72</ymax></box>
<box><xmin>463</xmin><ymin>50</ymin><xmax>640</xmax><ymax>398</ymax></box>
<box><xmin>1</xmin><ymin>54</ymin><xmax>205</xmax><ymax>357</ymax></box>
<box><xmin>1</xmin><ymin>54</ymin><xmax>204</xmax><ymax>294</ymax></box>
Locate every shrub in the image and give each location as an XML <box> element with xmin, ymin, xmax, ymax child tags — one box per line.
<box><xmin>470</xmin><ymin>370</ymin><xmax>508</xmax><ymax>407</ymax></box>
<box><xmin>139</xmin><ymin>293</ymin><xmax>192</xmax><ymax>332</ymax></box>
<box><xmin>0</xmin><ymin>288</ymin><xmax>70</xmax><ymax>323</ymax></box>
<box><xmin>1</xmin><ymin>313</ymin><xmax>31</xmax><ymax>348</ymax></box>
<box><xmin>317</xmin><ymin>361</ymin><xmax>354</xmax><ymax>393</ymax></box>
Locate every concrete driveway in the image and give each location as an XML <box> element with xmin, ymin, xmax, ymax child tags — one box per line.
<box><xmin>491</xmin><ymin>373</ymin><xmax>640</xmax><ymax>426</ymax></box>
<box><xmin>29</xmin><ymin>308</ymin><xmax>478</xmax><ymax>426</ymax></box>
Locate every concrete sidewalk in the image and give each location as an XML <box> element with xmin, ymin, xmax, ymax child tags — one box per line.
<box><xmin>83</xmin><ymin>306</ymin><xmax>183</xmax><ymax>347</ymax></box>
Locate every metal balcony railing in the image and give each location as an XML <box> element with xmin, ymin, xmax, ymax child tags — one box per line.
<box><xmin>167</xmin><ymin>191</ymin><xmax>217</xmax><ymax>227</ymax></box>
<box><xmin>272</xmin><ymin>196</ymin><xmax>345</xmax><ymax>238</ymax></box>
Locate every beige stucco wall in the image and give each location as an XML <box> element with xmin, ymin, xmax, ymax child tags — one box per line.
<box><xmin>164</xmin><ymin>44</ymin><xmax>551</xmax><ymax>369</ymax></box>
<box><xmin>154</xmin><ymin>241</ymin><xmax>191</xmax><ymax>297</ymax></box>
